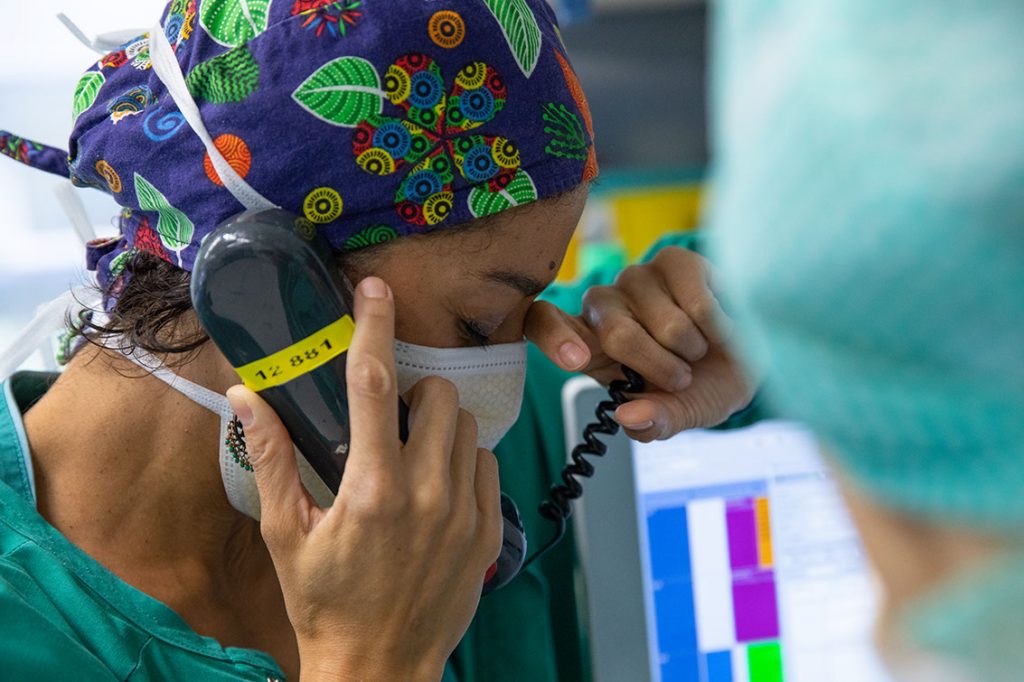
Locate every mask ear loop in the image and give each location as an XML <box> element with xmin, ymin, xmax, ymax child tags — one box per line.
<box><xmin>148</xmin><ymin>22</ymin><xmax>278</xmax><ymax>213</ymax></box>
<box><xmin>57</xmin><ymin>13</ymin><xmax>146</xmax><ymax>55</ymax></box>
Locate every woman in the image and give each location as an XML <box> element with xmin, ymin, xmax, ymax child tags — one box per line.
<box><xmin>0</xmin><ymin>1</ymin><xmax>748</xmax><ymax>680</ymax></box>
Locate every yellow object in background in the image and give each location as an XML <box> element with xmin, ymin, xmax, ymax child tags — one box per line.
<box><xmin>611</xmin><ymin>184</ymin><xmax>703</xmax><ymax>262</ymax></box>
<box><xmin>557</xmin><ymin>172</ymin><xmax>704</xmax><ymax>283</ymax></box>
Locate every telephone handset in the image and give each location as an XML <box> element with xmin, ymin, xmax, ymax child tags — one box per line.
<box><xmin>190</xmin><ymin>209</ymin><xmax>524</xmax><ymax>593</ymax></box>
<box><xmin>189</xmin><ymin>207</ymin><xmax>644</xmax><ymax>594</ymax></box>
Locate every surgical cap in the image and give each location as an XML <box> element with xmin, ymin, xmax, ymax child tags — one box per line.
<box><xmin>708</xmin><ymin>1</ymin><xmax>1024</xmax><ymax>531</ymax></box>
<box><xmin>4</xmin><ymin>0</ymin><xmax>596</xmax><ymax>297</ymax></box>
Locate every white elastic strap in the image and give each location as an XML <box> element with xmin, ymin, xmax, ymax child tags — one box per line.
<box><xmin>57</xmin><ymin>13</ymin><xmax>145</xmax><ymax>55</ymax></box>
<box><xmin>0</xmin><ymin>287</ymin><xmax>101</xmax><ymax>382</ymax></box>
<box><xmin>148</xmin><ymin>23</ymin><xmax>278</xmax><ymax>213</ymax></box>
<box><xmin>122</xmin><ymin>348</ymin><xmax>233</xmax><ymax>416</ymax></box>
<box><xmin>53</xmin><ymin>182</ymin><xmax>97</xmax><ymax>246</ymax></box>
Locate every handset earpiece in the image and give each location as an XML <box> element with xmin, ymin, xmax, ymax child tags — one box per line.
<box><xmin>191</xmin><ymin>208</ymin><xmax>403</xmax><ymax>491</ymax></box>
<box><xmin>191</xmin><ymin>208</ymin><xmax>523</xmax><ymax>593</ymax></box>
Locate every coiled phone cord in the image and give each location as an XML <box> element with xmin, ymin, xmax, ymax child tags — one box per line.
<box><xmin>521</xmin><ymin>366</ymin><xmax>646</xmax><ymax>570</ymax></box>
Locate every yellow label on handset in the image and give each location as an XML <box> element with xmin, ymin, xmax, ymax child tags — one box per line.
<box><xmin>234</xmin><ymin>315</ymin><xmax>356</xmax><ymax>392</ymax></box>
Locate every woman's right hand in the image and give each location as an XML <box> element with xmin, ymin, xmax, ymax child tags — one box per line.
<box><xmin>226</xmin><ymin>276</ymin><xmax>503</xmax><ymax>682</ymax></box>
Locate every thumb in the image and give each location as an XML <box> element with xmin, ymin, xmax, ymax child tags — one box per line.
<box><xmin>226</xmin><ymin>385</ymin><xmax>311</xmax><ymax>539</ymax></box>
<box><xmin>524</xmin><ymin>300</ymin><xmax>593</xmax><ymax>372</ymax></box>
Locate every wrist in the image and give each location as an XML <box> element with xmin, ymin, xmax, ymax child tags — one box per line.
<box><xmin>299</xmin><ymin>642</ymin><xmax>447</xmax><ymax>682</ymax></box>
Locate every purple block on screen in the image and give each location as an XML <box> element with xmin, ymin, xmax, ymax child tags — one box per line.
<box><xmin>726</xmin><ymin>499</ymin><xmax>759</xmax><ymax>570</ymax></box>
<box><xmin>732</xmin><ymin>570</ymin><xmax>780</xmax><ymax>642</ymax></box>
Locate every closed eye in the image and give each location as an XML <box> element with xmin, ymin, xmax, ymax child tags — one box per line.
<box><xmin>458</xmin><ymin>318</ymin><xmax>492</xmax><ymax>348</ymax></box>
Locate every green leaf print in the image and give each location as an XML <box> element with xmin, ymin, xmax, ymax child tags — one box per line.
<box><xmin>482</xmin><ymin>0</ymin><xmax>542</xmax><ymax>78</ymax></box>
<box><xmin>133</xmin><ymin>173</ymin><xmax>195</xmax><ymax>260</ymax></box>
<box><xmin>200</xmin><ymin>0</ymin><xmax>272</xmax><ymax>47</ymax></box>
<box><xmin>292</xmin><ymin>57</ymin><xmax>385</xmax><ymax>127</ymax></box>
<box><xmin>542</xmin><ymin>102</ymin><xmax>588</xmax><ymax>160</ymax></box>
<box><xmin>72</xmin><ymin>71</ymin><xmax>106</xmax><ymax>123</ymax></box>
<box><xmin>187</xmin><ymin>46</ymin><xmax>260</xmax><ymax>103</ymax></box>
<box><xmin>468</xmin><ymin>169</ymin><xmax>537</xmax><ymax>218</ymax></box>
<box><xmin>344</xmin><ymin>225</ymin><xmax>398</xmax><ymax>251</ymax></box>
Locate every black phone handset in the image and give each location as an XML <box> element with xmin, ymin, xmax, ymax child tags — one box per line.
<box><xmin>522</xmin><ymin>367</ymin><xmax>647</xmax><ymax>570</ymax></box>
<box><xmin>189</xmin><ymin>209</ymin><xmax>525</xmax><ymax>594</ymax></box>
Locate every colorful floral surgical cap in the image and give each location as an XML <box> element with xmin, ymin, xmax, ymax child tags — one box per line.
<box><xmin>4</xmin><ymin>0</ymin><xmax>596</xmax><ymax>299</ymax></box>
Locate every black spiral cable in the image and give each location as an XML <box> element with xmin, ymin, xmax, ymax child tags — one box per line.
<box><xmin>521</xmin><ymin>366</ymin><xmax>646</xmax><ymax>570</ymax></box>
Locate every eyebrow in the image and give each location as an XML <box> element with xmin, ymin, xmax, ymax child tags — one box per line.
<box><xmin>479</xmin><ymin>269</ymin><xmax>549</xmax><ymax>297</ymax></box>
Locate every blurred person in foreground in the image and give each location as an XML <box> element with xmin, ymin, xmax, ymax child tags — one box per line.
<box><xmin>705</xmin><ymin>2</ymin><xmax>1024</xmax><ymax>680</ymax></box>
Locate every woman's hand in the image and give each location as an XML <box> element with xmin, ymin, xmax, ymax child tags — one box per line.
<box><xmin>226</xmin><ymin>277</ymin><xmax>502</xmax><ymax>682</ymax></box>
<box><xmin>527</xmin><ymin>246</ymin><xmax>755</xmax><ymax>441</ymax></box>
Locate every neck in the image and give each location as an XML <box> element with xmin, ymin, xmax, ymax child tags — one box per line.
<box><xmin>23</xmin><ymin>344</ymin><xmax>268</xmax><ymax>586</ymax></box>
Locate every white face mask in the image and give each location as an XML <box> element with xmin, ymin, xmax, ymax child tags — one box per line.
<box><xmin>393</xmin><ymin>339</ymin><xmax>528</xmax><ymax>451</ymax></box>
<box><xmin>125</xmin><ymin>340</ymin><xmax>526</xmax><ymax>520</ymax></box>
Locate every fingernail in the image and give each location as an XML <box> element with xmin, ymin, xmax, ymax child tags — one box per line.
<box><xmin>558</xmin><ymin>342</ymin><xmax>588</xmax><ymax>370</ymax></box>
<box><xmin>673</xmin><ymin>370</ymin><xmax>693</xmax><ymax>391</ymax></box>
<box><xmin>623</xmin><ymin>419</ymin><xmax>654</xmax><ymax>431</ymax></box>
<box><xmin>360</xmin><ymin>276</ymin><xmax>388</xmax><ymax>299</ymax></box>
<box><xmin>226</xmin><ymin>388</ymin><xmax>254</xmax><ymax>429</ymax></box>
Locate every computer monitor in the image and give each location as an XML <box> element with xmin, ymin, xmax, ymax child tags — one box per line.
<box><xmin>563</xmin><ymin>377</ymin><xmax>893</xmax><ymax>682</ymax></box>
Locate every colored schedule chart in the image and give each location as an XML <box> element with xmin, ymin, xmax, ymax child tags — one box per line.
<box><xmin>644</xmin><ymin>482</ymin><xmax>784</xmax><ymax>682</ymax></box>
<box><xmin>634</xmin><ymin>421</ymin><xmax>893</xmax><ymax>682</ymax></box>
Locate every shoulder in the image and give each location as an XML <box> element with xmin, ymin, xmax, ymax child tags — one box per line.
<box><xmin>0</xmin><ymin>559</ymin><xmax>120</xmax><ymax>679</ymax></box>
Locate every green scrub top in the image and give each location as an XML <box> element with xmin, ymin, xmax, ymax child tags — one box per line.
<box><xmin>0</xmin><ymin>232</ymin><xmax>741</xmax><ymax>681</ymax></box>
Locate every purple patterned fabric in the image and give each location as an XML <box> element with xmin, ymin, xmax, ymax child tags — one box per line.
<box><xmin>0</xmin><ymin>131</ymin><xmax>69</xmax><ymax>178</ymax></box>
<box><xmin>56</xmin><ymin>0</ymin><xmax>596</xmax><ymax>296</ymax></box>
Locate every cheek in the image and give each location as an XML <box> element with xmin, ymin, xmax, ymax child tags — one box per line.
<box><xmin>391</xmin><ymin>292</ymin><xmax>461</xmax><ymax>347</ymax></box>
<box><xmin>346</xmin><ymin>253</ymin><xmax>462</xmax><ymax>347</ymax></box>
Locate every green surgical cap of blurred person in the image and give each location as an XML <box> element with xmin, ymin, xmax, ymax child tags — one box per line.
<box><xmin>708</xmin><ymin>2</ymin><xmax>1024</xmax><ymax>675</ymax></box>
<box><xmin>709</xmin><ymin>0</ymin><xmax>1024</xmax><ymax>534</ymax></box>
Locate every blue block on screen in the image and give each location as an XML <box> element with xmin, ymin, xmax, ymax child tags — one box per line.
<box><xmin>654</xmin><ymin>580</ymin><xmax>698</xmax><ymax>654</ymax></box>
<box><xmin>647</xmin><ymin>506</ymin><xmax>692</xmax><ymax>580</ymax></box>
<box><xmin>705</xmin><ymin>650</ymin><xmax>734</xmax><ymax>682</ymax></box>
<box><xmin>660</xmin><ymin>650</ymin><xmax>700</xmax><ymax>682</ymax></box>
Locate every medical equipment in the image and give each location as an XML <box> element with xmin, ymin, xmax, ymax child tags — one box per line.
<box><xmin>564</xmin><ymin>377</ymin><xmax>893</xmax><ymax>682</ymax></box>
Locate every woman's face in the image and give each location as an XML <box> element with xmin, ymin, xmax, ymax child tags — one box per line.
<box><xmin>345</xmin><ymin>185</ymin><xmax>588</xmax><ymax>348</ymax></box>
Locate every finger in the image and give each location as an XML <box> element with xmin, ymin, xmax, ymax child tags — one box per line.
<box><xmin>582</xmin><ymin>286</ymin><xmax>693</xmax><ymax>391</ymax></box>
<box><xmin>474</xmin><ymin>449</ymin><xmax>503</xmax><ymax>565</ymax></box>
<box><xmin>227</xmin><ymin>385</ymin><xmax>313</xmax><ymax>540</ymax></box>
<box><xmin>524</xmin><ymin>300</ymin><xmax>592</xmax><ymax>371</ymax></box>
<box><xmin>624</xmin><ymin>283</ymin><xmax>710</xmax><ymax>363</ymax></box>
<box><xmin>685</xmin><ymin>284</ymin><xmax>732</xmax><ymax>346</ymax></box>
<box><xmin>345</xmin><ymin>277</ymin><xmax>400</xmax><ymax>477</ymax></box>
<box><xmin>450</xmin><ymin>408</ymin><xmax>480</xmax><ymax>508</ymax></box>
<box><xmin>615</xmin><ymin>393</ymin><xmax>704</xmax><ymax>442</ymax></box>
<box><xmin>649</xmin><ymin>247</ymin><xmax>733</xmax><ymax>346</ymax></box>
<box><xmin>404</xmin><ymin>376</ymin><xmax>461</xmax><ymax>485</ymax></box>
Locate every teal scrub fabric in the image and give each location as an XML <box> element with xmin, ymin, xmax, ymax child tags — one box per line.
<box><xmin>707</xmin><ymin>1</ymin><xmax>1024</xmax><ymax>678</ymax></box>
<box><xmin>709</xmin><ymin>0</ymin><xmax>1024</xmax><ymax>532</ymax></box>
<box><xmin>0</xmin><ymin>373</ymin><xmax>287</xmax><ymax>681</ymax></box>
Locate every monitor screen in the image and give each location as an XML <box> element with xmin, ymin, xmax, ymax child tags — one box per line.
<box><xmin>632</xmin><ymin>421</ymin><xmax>893</xmax><ymax>682</ymax></box>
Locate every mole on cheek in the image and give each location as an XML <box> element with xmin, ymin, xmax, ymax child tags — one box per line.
<box><xmin>549</xmin><ymin>261</ymin><xmax>556</xmax><ymax>270</ymax></box>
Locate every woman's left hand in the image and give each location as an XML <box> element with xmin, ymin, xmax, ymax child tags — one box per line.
<box><xmin>526</xmin><ymin>246</ymin><xmax>755</xmax><ymax>441</ymax></box>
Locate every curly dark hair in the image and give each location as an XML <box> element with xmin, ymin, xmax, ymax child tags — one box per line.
<box><xmin>73</xmin><ymin>252</ymin><xmax>209</xmax><ymax>367</ymax></box>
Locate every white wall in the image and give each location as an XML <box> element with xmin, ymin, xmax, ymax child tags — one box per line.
<box><xmin>0</xmin><ymin>1</ymin><xmax>164</xmax><ymax>353</ymax></box>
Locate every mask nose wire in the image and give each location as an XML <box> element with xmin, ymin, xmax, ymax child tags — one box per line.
<box><xmin>147</xmin><ymin>21</ymin><xmax>278</xmax><ymax>213</ymax></box>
